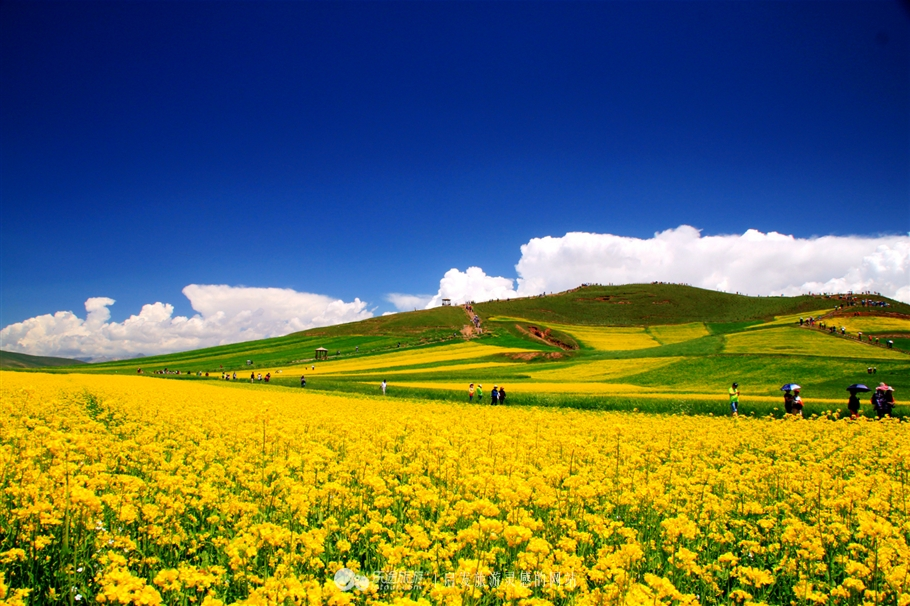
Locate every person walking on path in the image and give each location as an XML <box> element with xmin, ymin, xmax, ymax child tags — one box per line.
<box><xmin>491</xmin><ymin>386</ymin><xmax>499</xmax><ymax>405</ymax></box>
<box><xmin>728</xmin><ymin>382</ymin><xmax>740</xmax><ymax>416</ymax></box>
<box><xmin>250</xmin><ymin>372</ymin><xmax>254</xmax><ymax>383</ymax></box>
<box><xmin>476</xmin><ymin>384</ymin><xmax>483</xmax><ymax>403</ymax></box>
<box><xmin>381</xmin><ymin>379</ymin><xmax>387</xmax><ymax>395</ymax></box>
<box><xmin>499</xmin><ymin>386</ymin><xmax>507</xmax><ymax>405</ymax></box>
<box><xmin>300</xmin><ymin>375</ymin><xmax>306</xmax><ymax>388</ymax></box>
<box><xmin>468</xmin><ymin>383</ymin><xmax>475</xmax><ymax>402</ymax></box>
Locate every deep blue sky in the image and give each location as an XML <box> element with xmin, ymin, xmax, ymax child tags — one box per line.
<box><xmin>2</xmin><ymin>1</ymin><xmax>908</xmax><ymax>324</ymax></box>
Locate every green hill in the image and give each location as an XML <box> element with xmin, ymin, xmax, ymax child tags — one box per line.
<box><xmin>0</xmin><ymin>350</ymin><xmax>86</xmax><ymax>369</ymax></box>
<box><xmin>474</xmin><ymin>283</ymin><xmax>857</xmax><ymax>325</ymax></box>
<box><xmin>16</xmin><ymin>285</ymin><xmax>909</xmax><ymax>411</ymax></box>
<box><xmin>51</xmin><ymin>306</ymin><xmax>470</xmax><ymax>373</ymax></box>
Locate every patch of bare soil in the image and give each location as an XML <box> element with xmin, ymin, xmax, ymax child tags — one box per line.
<box><xmin>515</xmin><ymin>324</ymin><xmax>576</xmax><ymax>351</ymax></box>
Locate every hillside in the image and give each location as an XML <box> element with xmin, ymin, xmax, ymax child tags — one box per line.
<box><xmin>19</xmin><ymin>285</ymin><xmax>909</xmax><ymax>409</ymax></box>
<box><xmin>474</xmin><ymin>283</ymin><xmax>874</xmax><ymax>325</ymax></box>
<box><xmin>55</xmin><ymin>306</ymin><xmax>470</xmax><ymax>373</ymax></box>
<box><xmin>0</xmin><ymin>350</ymin><xmax>86</xmax><ymax>369</ymax></box>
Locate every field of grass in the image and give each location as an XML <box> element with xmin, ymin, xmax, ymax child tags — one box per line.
<box><xmin>4</xmin><ymin>371</ymin><xmax>909</xmax><ymax>605</ymax></box>
<box><xmin>0</xmin><ymin>349</ymin><xmax>86</xmax><ymax>369</ymax></box>
<box><xmin>645</xmin><ymin>322</ymin><xmax>709</xmax><ymax>345</ymax></box>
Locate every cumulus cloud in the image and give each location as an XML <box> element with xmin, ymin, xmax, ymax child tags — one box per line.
<box><xmin>386</xmin><ymin>293</ymin><xmax>434</xmax><ymax>312</ymax></box>
<box><xmin>425</xmin><ymin>267</ymin><xmax>519</xmax><ymax>307</ymax></box>
<box><xmin>0</xmin><ymin>285</ymin><xmax>372</xmax><ymax>361</ymax></box>
<box><xmin>407</xmin><ymin>227</ymin><xmax>910</xmax><ymax>307</ymax></box>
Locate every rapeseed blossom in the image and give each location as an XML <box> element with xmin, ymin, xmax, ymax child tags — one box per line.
<box><xmin>0</xmin><ymin>371</ymin><xmax>908</xmax><ymax>605</ymax></box>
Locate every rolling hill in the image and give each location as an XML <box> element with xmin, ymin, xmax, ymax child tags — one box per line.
<box><xmin>0</xmin><ymin>350</ymin><xmax>86</xmax><ymax>369</ymax></box>
<box><xmin>10</xmin><ymin>284</ymin><xmax>909</xmax><ymax>417</ymax></box>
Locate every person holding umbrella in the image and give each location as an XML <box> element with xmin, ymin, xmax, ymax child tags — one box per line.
<box><xmin>781</xmin><ymin>383</ymin><xmax>800</xmax><ymax>415</ymax></box>
<box><xmin>846</xmin><ymin>384</ymin><xmax>870</xmax><ymax>419</ymax></box>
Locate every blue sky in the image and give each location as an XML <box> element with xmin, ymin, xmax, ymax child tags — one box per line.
<box><xmin>1</xmin><ymin>1</ymin><xmax>908</xmax><ymax>359</ymax></box>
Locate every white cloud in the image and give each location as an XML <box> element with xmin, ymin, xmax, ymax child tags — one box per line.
<box><xmin>424</xmin><ymin>267</ymin><xmax>519</xmax><ymax>308</ymax></box>
<box><xmin>406</xmin><ymin>227</ymin><xmax>910</xmax><ymax>307</ymax></box>
<box><xmin>386</xmin><ymin>293</ymin><xmax>434</xmax><ymax>311</ymax></box>
<box><xmin>0</xmin><ymin>285</ymin><xmax>372</xmax><ymax>361</ymax></box>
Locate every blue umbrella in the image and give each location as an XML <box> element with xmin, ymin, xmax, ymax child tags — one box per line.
<box><xmin>847</xmin><ymin>384</ymin><xmax>870</xmax><ymax>392</ymax></box>
<box><xmin>781</xmin><ymin>383</ymin><xmax>801</xmax><ymax>391</ymax></box>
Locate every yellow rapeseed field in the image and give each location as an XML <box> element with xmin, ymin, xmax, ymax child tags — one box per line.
<box><xmin>644</xmin><ymin>324</ymin><xmax>709</xmax><ymax>346</ymax></box>
<box><xmin>746</xmin><ymin>310</ymin><xmax>834</xmax><ymax>330</ymax></box>
<box><xmin>2</xmin><ymin>371</ymin><xmax>909</xmax><ymax>606</ymax></box>
<box><xmin>528</xmin><ymin>358</ymin><xmax>682</xmax><ymax>382</ymax></box>
<box><xmin>723</xmin><ymin>327</ymin><xmax>907</xmax><ymax>359</ymax></box>
<box><xmin>280</xmin><ymin>342</ymin><xmax>534</xmax><ymax>375</ymax></box>
<box><xmin>548</xmin><ymin>326</ymin><xmax>660</xmax><ymax>352</ymax></box>
<box><xmin>830</xmin><ymin>316</ymin><xmax>910</xmax><ymax>335</ymax></box>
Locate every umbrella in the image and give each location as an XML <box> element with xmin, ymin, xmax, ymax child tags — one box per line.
<box><xmin>847</xmin><ymin>384</ymin><xmax>870</xmax><ymax>392</ymax></box>
<box><xmin>780</xmin><ymin>383</ymin><xmax>801</xmax><ymax>391</ymax></box>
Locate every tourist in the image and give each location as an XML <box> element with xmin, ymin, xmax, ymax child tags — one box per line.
<box><xmin>499</xmin><ymin>386</ymin><xmax>507</xmax><ymax>405</ymax></box>
<box><xmin>783</xmin><ymin>389</ymin><xmax>794</xmax><ymax>415</ymax></box>
<box><xmin>468</xmin><ymin>383</ymin><xmax>475</xmax><ymax>402</ymax></box>
<box><xmin>729</xmin><ymin>382</ymin><xmax>739</xmax><ymax>416</ymax></box>
<box><xmin>792</xmin><ymin>389</ymin><xmax>803</xmax><ymax>417</ymax></box>
<box><xmin>882</xmin><ymin>385</ymin><xmax>895</xmax><ymax>417</ymax></box>
<box><xmin>300</xmin><ymin>375</ymin><xmax>306</xmax><ymax>388</ymax></box>
<box><xmin>847</xmin><ymin>392</ymin><xmax>861</xmax><ymax>419</ymax></box>
<box><xmin>476</xmin><ymin>384</ymin><xmax>483</xmax><ymax>402</ymax></box>
<box><xmin>491</xmin><ymin>386</ymin><xmax>499</xmax><ymax>405</ymax></box>
<box><xmin>381</xmin><ymin>379</ymin><xmax>387</xmax><ymax>395</ymax></box>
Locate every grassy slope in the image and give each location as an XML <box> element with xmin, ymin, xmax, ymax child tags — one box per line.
<box><xmin>474</xmin><ymin>283</ymin><xmax>850</xmax><ymax>326</ymax></box>
<box><xmin>0</xmin><ymin>350</ymin><xmax>86</xmax><ymax>369</ymax></box>
<box><xmin>20</xmin><ymin>285</ymin><xmax>910</xmax><ymax>417</ymax></box>
<box><xmin>56</xmin><ymin>306</ymin><xmax>471</xmax><ymax>374</ymax></box>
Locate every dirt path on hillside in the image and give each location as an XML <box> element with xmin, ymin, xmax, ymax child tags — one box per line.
<box><xmin>461</xmin><ymin>305</ymin><xmax>481</xmax><ymax>338</ymax></box>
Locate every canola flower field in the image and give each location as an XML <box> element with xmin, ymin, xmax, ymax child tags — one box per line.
<box><xmin>2</xmin><ymin>371</ymin><xmax>909</xmax><ymax>606</ymax></box>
